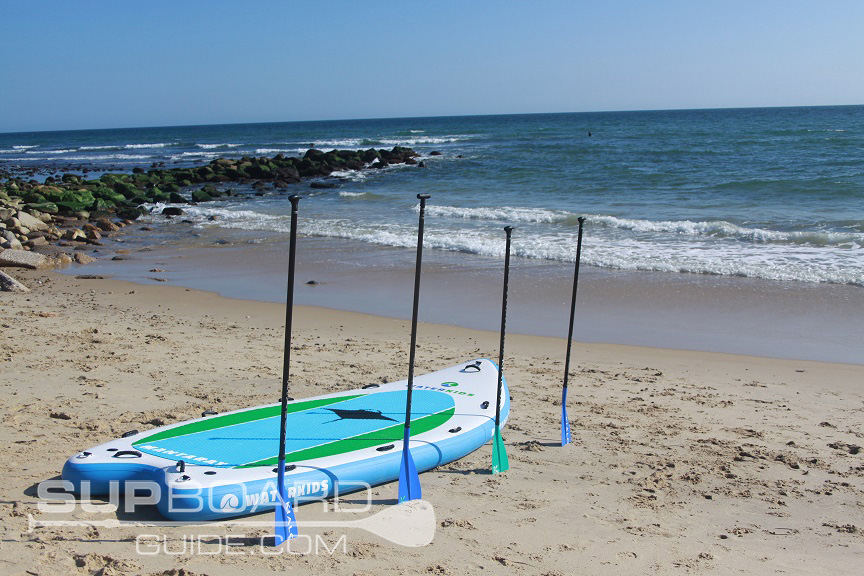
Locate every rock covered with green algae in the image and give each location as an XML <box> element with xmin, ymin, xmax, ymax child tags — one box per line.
<box><xmin>0</xmin><ymin>146</ymin><xmax>420</xmax><ymax>251</ymax></box>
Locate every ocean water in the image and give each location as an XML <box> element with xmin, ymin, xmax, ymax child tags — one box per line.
<box><xmin>3</xmin><ymin>106</ymin><xmax>863</xmax><ymax>288</ymax></box>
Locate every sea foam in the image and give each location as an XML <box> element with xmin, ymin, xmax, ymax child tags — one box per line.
<box><xmin>148</xmin><ymin>199</ymin><xmax>864</xmax><ymax>287</ymax></box>
<box><xmin>197</xmin><ymin>143</ymin><xmax>242</xmax><ymax>149</ymax></box>
<box><xmin>421</xmin><ymin>204</ymin><xmax>863</xmax><ymax>247</ymax></box>
<box><xmin>123</xmin><ymin>143</ymin><xmax>170</xmax><ymax>149</ymax></box>
<box><xmin>422</xmin><ymin>204</ymin><xmax>570</xmax><ymax>223</ymax></box>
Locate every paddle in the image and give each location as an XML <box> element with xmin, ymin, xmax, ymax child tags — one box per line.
<box><xmin>398</xmin><ymin>193</ymin><xmax>430</xmax><ymax>503</ymax></box>
<box><xmin>274</xmin><ymin>195</ymin><xmax>301</xmax><ymax>544</ymax></box>
<box><xmin>492</xmin><ymin>226</ymin><xmax>513</xmax><ymax>474</ymax></box>
<box><xmin>561</xmin><ymin>216</ymin><xmax>586</xmax><ymax>446</ymax></box>
<box><xmin>29</xmin><ymin>499</ymin><xmax>437</xmax><ymax>548</ymax></box>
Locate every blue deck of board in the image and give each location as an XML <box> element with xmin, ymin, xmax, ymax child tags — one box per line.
<box><xmin>134</xmin><ymin>390</ymin><xmax>454</xmax><ymax>467</ymax></box>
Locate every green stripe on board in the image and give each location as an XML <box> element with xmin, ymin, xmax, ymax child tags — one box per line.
<box><xmin>133</xmin><ymin>395</ymin><xmax>364</xmax><ymax>445</ymax></box>
<box><xmin>237</xmin><ymin>406</ymin><xmax>456</xmax><ymax>468</ymax></box>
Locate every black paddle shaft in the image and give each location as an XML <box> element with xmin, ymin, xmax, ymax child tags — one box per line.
<box><xmin>404</xmin><ymin>193</ymin><xmax>431</xmax><ymax>430</ymax></box>
<box><xmin>495</xmin><ymin>226</ymin><xmax>514</xmax><ymax>428</ymax></box>
<box><xmin>278</xmin><ymin>195</ymin><xmax>301</xmax><ymax>463</ymax></box>
<box><xmin>562</xmin><ymin>217</ymin><xmax>586</xmax><ymax>391</ymax></box>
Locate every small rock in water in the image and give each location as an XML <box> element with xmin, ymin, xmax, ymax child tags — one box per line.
<box><xmin>149</xmin><ymin>268</ymin><xmax>165</xmax><ymax>272</ymax></box>
<box><xmin>62</xmin><ymin>229</ymin><xmax>86</xmax><ymax>242</ymax></box>
<box><xmin>94</xmin><ymin>219</ymin><xmax>120</xmax><ymax>232</ymax></box>
<box><xmin>75</xmin><ymin>275</ymin><xmax>105</xmax><ymax>279</ymax></box>
<box><xmin>306</xmin><ymin>280</ymin><xmax>320</xmax><ymax>285</ymax></box>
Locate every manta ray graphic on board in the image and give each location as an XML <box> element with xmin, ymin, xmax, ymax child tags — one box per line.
<box><xmin>208</xmin><ymin>409</ymin><xmax>401</xmax><ymax>441</ymax></box>
<box><xmin>323</xmin><ymin>408</ymin><xmax>398</xmax><ymax>423</ymax></box>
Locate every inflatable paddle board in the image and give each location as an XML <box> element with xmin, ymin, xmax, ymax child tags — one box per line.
<box><xmin>62</xmin><ymin>358</ymin><xmax>509</xmax><ymax>521</ymax></box>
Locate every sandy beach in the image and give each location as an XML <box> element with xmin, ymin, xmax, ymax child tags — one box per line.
<box><xmin>3</xmin><ymin>2</ymin><xmax>864</xmax><ymax>574</ymax></box>
<box><xmin>1</xmin><ymin>267</ymin><xmax>862</xmax><ymax>575</ymax></box>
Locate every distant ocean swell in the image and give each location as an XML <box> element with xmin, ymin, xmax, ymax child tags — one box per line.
<box><xmin>0</xmin><ymin>135</ymin><xmax>472</xmax><ymax>163</ymax></box>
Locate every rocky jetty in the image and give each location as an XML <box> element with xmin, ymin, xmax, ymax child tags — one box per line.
<box><xmin>0</xmin><ymin>146</ymin><xmax>420</xmax><ymax>254</ymax></box>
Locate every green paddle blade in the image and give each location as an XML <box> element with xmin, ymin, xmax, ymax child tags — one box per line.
<box><xmin>491</xmin><ymin>427</ymin><xmax>509</xmax><ymax>474</ymax></box>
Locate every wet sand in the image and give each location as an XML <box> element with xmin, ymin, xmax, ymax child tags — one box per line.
<box><xmin>1</xmin><ymin>268</ymin><xmax>862</xmax><ymax>575</ymax></box>
<box><xmin>63</xmin><ymin>232</ymin><xmax>864</xmax><ymax>364</ymax></box>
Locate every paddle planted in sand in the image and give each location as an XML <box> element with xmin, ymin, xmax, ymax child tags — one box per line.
<box><xmin>561</xmin><ymin>216</ymin><xmax>586</xmax><ymax>446</ymax></box>
<box><xmin>398</xmin><ymin>193</ymin><xmax>431</xmax><ymax>502</ymax></box>
<box><xmin>274</xmin><ymin>195</ymin><xmax>301</xmax><ymax>544</ymax></box>
<box><xmin>492</xmin><ymin>226</ymin><xmax>513</xmax><ymax>474</ymax></box>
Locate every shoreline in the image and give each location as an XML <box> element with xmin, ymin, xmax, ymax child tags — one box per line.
<box><xmin>53</xmin><ymin>227</ymin><xmax>864</xmax><ymax>366</ymax></box>
<box><xmin>2</xmin><ymin>267</ymin><xmax>863</xmax><ymax>574</ymax></box>
<box><xmin>41</xmin><ymin>266</ymin><xmax>864</xmax><ymax>372</ymax></box>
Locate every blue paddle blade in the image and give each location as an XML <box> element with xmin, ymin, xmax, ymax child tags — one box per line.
<box><xmin>398</xmin><ymin>427</ymin><xmax>421</xmax><ymax>502</ymax></box>
<box><xmin>491</xmin><ymin>426</ymin><xmax>510</xmax><ymax>474</ymax></box>
<box><xmin>561</xmin><ymin>388</ymin><xmax>572</xmax><ymax>446</ymax></box>
<box><xmin>273</xmin><ymin>460</ymin><xmax>298</xmax><ymax>545</ymax></box>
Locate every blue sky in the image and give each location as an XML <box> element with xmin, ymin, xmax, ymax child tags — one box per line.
<box><xmin>1</xmin><ymin>0</ymin><xmax>862</xmax><ymax>132</ymax></box>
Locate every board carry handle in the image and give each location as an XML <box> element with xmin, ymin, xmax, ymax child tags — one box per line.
<box><xmin>461</xmin><ymin>361</ymin><xmax>482</xmax><ymax>373</ymax></box>
<box><xmin>111</xmin><ymin>450</ymin><xmax>142</xmax><ymax>459</ymax></box>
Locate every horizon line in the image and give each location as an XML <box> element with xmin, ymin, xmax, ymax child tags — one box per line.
<box><xmin>2</xmin><ymin>102</ymin><xmax>862</xmax><ymax>137</ymax></box>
